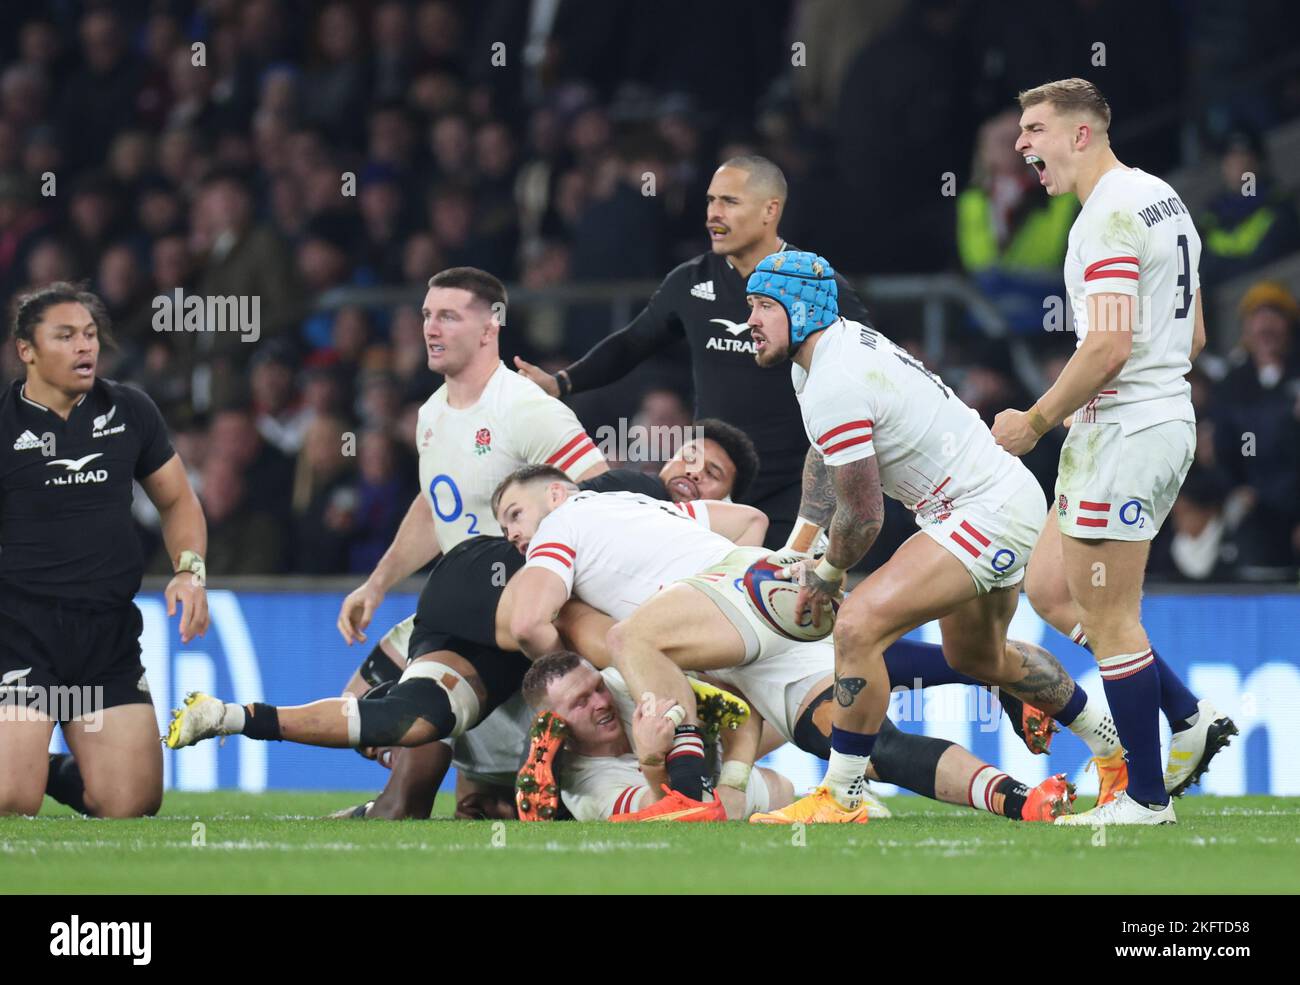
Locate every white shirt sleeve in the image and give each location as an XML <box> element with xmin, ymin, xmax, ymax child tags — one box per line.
<box><xmin>522</xmin><ymin>508</ymin><xmax>578</xmax><ymax>594</ymax></box>
<box><xmin>668</xmin><ymin>499</ymin><xmax>711</xmax><ymax>527</ymax></box>
<box><xmin>1079</xmin><ymin>207</ymin><xmax>1144</xmax><ymax>298</ymax></box>
<box><xmin>512</xmin><ymin>384</ymin><xmax>607</xmax><ymax>478</ymax></box>
<box><xmin>804</xmin><ymin>365</ymin><xmax>877</xmax><ymax>467</ymax></box>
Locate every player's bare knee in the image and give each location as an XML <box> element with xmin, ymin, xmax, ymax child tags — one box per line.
<box><xmin>834</xmin><ymin>604</ymin><xmax>889</xmax><ymax>657</ymax></box>
<box><xmin>0</xmin><ymin>789</ymin><xmax>46</xmax><ymax>816</ymax></box>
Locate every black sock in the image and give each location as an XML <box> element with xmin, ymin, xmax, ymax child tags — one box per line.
<box><xmin>242</xmin><ymin>703</ymin><xmax>282</xmax><ymax>741</ymax></box>
<box><xmin>665</xmin><ymin>725</ymin><xmax>706</xmax><ymax>800</ymax></box>
<box><xmin>997</xmin><ymin>777</ymin><xmax>1031</xmax><ymax>820</ymax></box>
<box><xmin>46</xmin><ymin>753</ymin><xmax>89</xmax><ymax>814</ymax></box>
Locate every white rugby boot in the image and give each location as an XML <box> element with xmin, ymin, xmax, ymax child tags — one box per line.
<box><xmin>165</xmin><ymin>691</ymin><xmax>241</xmax><ymax>748</ymax></box>
<box><xmin>1165</xmin><ymin>698</ymin><xmax>1239</xmax><ymax>797</ymax></box>
<box><xmin>1054</xmin><ymin>790</ymin><xmax>1176</xmax><ymax>826</ymax></box>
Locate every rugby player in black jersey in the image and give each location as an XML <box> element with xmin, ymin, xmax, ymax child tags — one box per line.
<box><xmin>514</xmin><ymin>155</ymin><xmax>870</xmax><ymax>550</ymax></box>
<box><xmin>1</xmin><ymin>283</ymin><xmax>208</xmax><ymax>817</ymax></box>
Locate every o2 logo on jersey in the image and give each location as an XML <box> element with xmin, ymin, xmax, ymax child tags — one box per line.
<box><xmin>428</xmin><ymin>474</ymin><xmax>480</xmax><ymax>535</ymax></box>
<box><xmin>991</xmin><ymin>549</ymin><xmax>1016</xmax><ymax>574</ymax></box>
<box><xmin>1119</xmin><ymin>499</ymin><xmax>1145</xmax><ymax>528</ymax></box>
<box><xmin>473</xmin><ymin>428</ymin><xmax>492</xmax><ymax>457</ymax></box>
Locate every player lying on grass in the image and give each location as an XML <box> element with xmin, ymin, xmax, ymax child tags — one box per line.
<box><xmin>742</xmin><ymin>251</ymin><xmax>1123</xmax><ymax>824</ymax></box>
<box><xmin>518</xmin><ymin>652</ymin><xmax>792</xmax><ymax>821</ymax></box>
<box><xmin>496</xmin><ymin>468</ymin><xmax>1111</xmax><ymax>821</ymax></box>
<box><xmin>518</xmin><ymin>642</ymin><xmax>1080</xmax><ymax>823</ymax></box>
<box><xmin>163</xmin><ymin>469</ymin><xmax>771</xmax><ymax>758</ymax></box>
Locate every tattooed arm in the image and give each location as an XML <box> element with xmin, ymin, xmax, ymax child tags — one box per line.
<box><xmin>785</xmin><ymin>447</ymin><xmax>837</xmax><ymax>553</ymax></box>
<box><xmin>823</xmin><ymin>454</ymin><xmax>885</xmax><ymax>572</ymax></box>
<box><xmin>791</xmin><ymin>453</ymin><xmax>885</xmax><ymax>620</ymax></box>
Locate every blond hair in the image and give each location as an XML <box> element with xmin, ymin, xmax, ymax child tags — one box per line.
<box><xmin>1018</xmin><ymin>78</ymin><xmax>1111</xmax><ymax>129</ymax></box>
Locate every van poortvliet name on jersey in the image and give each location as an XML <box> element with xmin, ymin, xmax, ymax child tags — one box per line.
<box><xmin>1137</xmin><ymin>195</ymin><xmax>1189</xmax><ymax>228</ymax></box>
<box><xmin>594</xmin><ymin>422</ymin><xmax>704</xmax><ymax>466</ymax></box>
<box><xmin>151</xmin><ymin>289</ymin><xmax>261</xmax><ymax>342</ymax></box>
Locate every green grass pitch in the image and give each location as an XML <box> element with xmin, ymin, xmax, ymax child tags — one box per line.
<box><xmin>5</xmin><ymin>792</ymin><xmax>1298</xmax><ymax>894</ymax></box>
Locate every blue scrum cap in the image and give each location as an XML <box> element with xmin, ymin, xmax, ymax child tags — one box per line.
<box><xmin>745</xmin><ymin>251</ymin><xmax>839</xmax><ymax>346</ymax></box>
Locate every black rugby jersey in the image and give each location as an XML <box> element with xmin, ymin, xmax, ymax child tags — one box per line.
<box><xmin>0</xmin><ymin>378</ymin><xmax>175</xmax><ymax>606</ymax></box>
<box><xmin>563</xmin><ymin>246</ymin><xmax>870</xmax><ymax>504</ymax></box>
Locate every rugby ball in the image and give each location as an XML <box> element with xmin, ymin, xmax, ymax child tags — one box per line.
<box><xmin>742</xmin><ymin>552</ymin><xmax>837</xmax><ymax>642</ymax></box>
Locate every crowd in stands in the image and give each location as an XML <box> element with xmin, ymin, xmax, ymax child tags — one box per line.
<box><xmin>0</xmin><ymin>1</ymin><xmax>1297</xmax><ymax>580</ymax></box>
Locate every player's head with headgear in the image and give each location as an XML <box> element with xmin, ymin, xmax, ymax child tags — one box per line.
<box><xmin>10</xmin><ymin>280</ymin><xmax>112</xmax><ymax>398</ymax></box>
<box><xmin>706</xmin><ymin>154</ymin><xmax>787</xmax><ymax>259</ymax></box>
<box><xmin>1015</xmin><ymin>77</ymin><xmax>1112</xmax><ymax>198</ymax></box>
<box><xmin>492</xmin><ymin>463</ymin><xmax>579</xmax><ymax>554</ymax></box>
<box><xmin>422</xmin><ymin>266</ymin><xmax>508</xmax><ymax>378</ymax></box>
<box><xmin>522</xmin><ymin>650</ymin><xmax>619</xmax><ymax>748</ymax></box>
<box><xmin>744</xmin><ymin>250</ymin><xmax>839</xmax><ymax>367</ymax></box>
<box><xmin>659</xmin><ymin>417</ymin><xmax>760</xmax><ymax>504</ymax></box>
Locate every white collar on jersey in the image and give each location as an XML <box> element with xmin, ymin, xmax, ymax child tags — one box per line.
<box><xmin>20</xmin><ymin>383</ymin><xmax>87</xmax><ymax>412</ymax></box>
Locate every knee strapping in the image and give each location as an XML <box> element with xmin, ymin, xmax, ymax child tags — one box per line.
<box><xmin>868</xmin><ymin>719</ymin><xmax>952</xmax><ymax>800</ymax></box>
<box><xmin>356</xmin><ymin>677</ymin><xmax>456</xmax><ymax>748</ymax></box>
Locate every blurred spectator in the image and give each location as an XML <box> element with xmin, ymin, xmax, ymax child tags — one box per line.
<box><xmin>956</xmin><ymin>109</ymin><xmax>1077</xmax><ymax>332</ymax></box>
<box><xmin>251</xmin><ymin>344</ymin><xmax>310</xmax><ymax>455</ymax></box>
<box><xmin>291</xmin><ymin>413</ymin><xmax>357</xmax><ymax>573</ymax></box>
<box><xmin>1210</xmin><ymin>282</ymin><xmax>1300</xmax><ymax>577</ymax></box>
<box><xmin>1199</xmin><ymin>127</ymin><xmax>1300</xmax><ymax>287</ymax></box>
<box><xmin>57</xmin><ymin>9</ymin><xmax>141</xmax><ymax>172</ymax></box>
<box><xmin>1149</xmin><ymin>467</ymin><xmax>1240</xmax><ymax>582</ymax></box>
<box><xmin>348</xmin><ymin>429</ymin><xmax>408</xmax><ymax>572</ymax></box>
<box><xmin>194</xmin><ymin>458</ymin><xmax>286</xmax><ymax>575</ymax></box>
<box><xmin>208</xmin><ymin>405</ymin><xmax>295</xmax><ymax>525</ymax></box>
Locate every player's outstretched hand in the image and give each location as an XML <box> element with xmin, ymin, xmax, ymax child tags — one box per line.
<box><xmin>337</xmin><ymin>581</ymin><xmax>383</xmax><ymax>645</ymax></box>
<box><xmin>512</xmin><ymin>356</ymin><xmax>560</xmax><ymax>397</ymax></box>
<box><xmin>166</xmin><ymin>570</ymin><xmax>209</xmax><ymax>643</ymax></box>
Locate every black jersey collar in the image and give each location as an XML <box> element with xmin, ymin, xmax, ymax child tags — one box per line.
<box><xmin>19</xmin><ymin>382</ymin><xmax>88</xmax><ymax>414</ymax></box>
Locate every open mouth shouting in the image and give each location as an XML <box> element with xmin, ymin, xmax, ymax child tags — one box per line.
<box><xmin>707</xmin><ymin>223</ymin><xmax>729</xmax><ymax>243</ymax></box>
<box><xmin>72</xmin><ymin>357</ymin><xmax>95</xmax><ymax>380</ymax></box>
<box><xmin>1024</xmin><ymin>154</ymin><xmax>1048</xmax><ymax>186</ymax></box>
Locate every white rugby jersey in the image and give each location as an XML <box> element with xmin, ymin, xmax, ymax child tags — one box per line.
<box><xmin>416</xmin><ymin>362</ymin><xmax>604</xmax><ymax>553</ymax></box>
<box><xmin>792</xmin><ymin>318</ymin><xmax>1031</xmax><ymax>520</ymax></box>
<box><xmin>523</xmin><ymin>490</ymin><xmax>732</xmax><ymax>619</ymax></box>
<box><xmin>1064</xmin><ymin>167</ymin><xmax>1199</xmax><ymax>432</ymax></box>
<box><xmin>559</xmin><ymin>668</ymin><xmax>646</xmax><ymax>820</ymax></box>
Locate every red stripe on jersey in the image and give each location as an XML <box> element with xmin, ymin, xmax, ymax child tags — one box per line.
<box><xmin>1079</xmin><ymin>500</ymin><xmax>1111</xmax><ymax>511</ymax></box>
<box><xmin>1083</xmin><ymin>255</ymin><xmax>1138</xmax><ymax>278</ymax></box>
<box><xmin>1085</xmin><ymin>269</ymin><xmax>1139</xmax><ymax>282</ymax></box>
<box><xmin>823</xmin><ymin>434</ymin><xmax>872</xmax><ymax>456</ymax></box>
<box><xmin>950</xmin><ymin>531</ymin><xmax>981</xmax><ymax>558</ymax></box>
<box><xmin>1076</xmin><ymin>517</ymin><xmax>1109</xmax><ymax>528</ymax></box>
<box><xmin>817</xmin><ymin>420</ymin><xmax>874</xmax><ymax>445</ymax></box>
<box><xmin>529</xmin><ymin>542</ymin><xmax>575</xmax><ymax>560</ymax></box>
<box><xmin>674</xmin><ymin>501</ymin><xmax>697</xmax><ymax>519</ymax></box>
<box><xmin>1098</xmin><ymin>389</ymin><xmax>1118</xmax><ymax>396</ymax></box>
<box><xmin>545</xmin><ymin>433</ymin><xmax>588</xmax><ymax>466</ymax></box>
<box><xmin>528</xmin><ymin>550</ymin><xmax>572</xmax><ymax>567</ymax></box>
<box><xmin>959</xmin><ymin>520</ymin><xmax>990</xmax><ymax>546</ymax></box>
<box><xmin>556</xmin><ymin>439</ymin><xmax>598</xmax><ymax>474</ymax></box>
<box><xmin>612</xmin><ymin>786</ymin><xmax>640</xmax><ymax>815</ymax></box>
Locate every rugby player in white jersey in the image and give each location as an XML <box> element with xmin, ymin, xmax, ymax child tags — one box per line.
<box><xmin>166</xmin><ymin>267</ymin><xmax>608</xmax><ymax>755</ymax></box>
<box><xmin>741</xmin><ymin>250</ymin><xmax>1121</xmax><ymax>823</ymax></box>
<box><xmin>496</xmin><ymin>469</ymin><xmax>1093</xmax><ymax>822</ymax></box>
<box><xmin>992</xmin><ymin>79</ymin><xmax>1236</xmax><ymax>825</ymax></box>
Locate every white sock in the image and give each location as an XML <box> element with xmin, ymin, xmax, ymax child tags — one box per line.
<box><xmin>967</xmin><ymin>765</ymin><xmax>1008</xmax><ymax>814</ymax></box>
<box><xmin>1068</xmin><ymin>699</ymin><xmax>1121</xmax><ymax>757</ymax></box>
<box><xmin>823</xmin><ymin>751</ymin><xmax>868</xmax><ymax>810</ymax></box>
<box><xmin>1069</xmin><ymin>622</ymin><xmax>1090</xmax><ymax>650</ymax></box>
<box><xmin>220</xmin><ymin>702</ymin><xmax>246</xmax><ymax>735</ymax></box>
